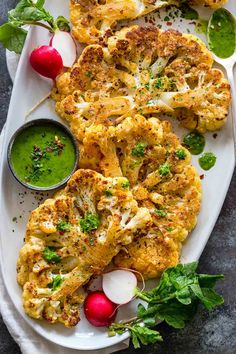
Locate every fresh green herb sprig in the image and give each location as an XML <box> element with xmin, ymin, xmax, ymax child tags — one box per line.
<box><xmin>0</xmin><ymin>0</ymin><xmax>70</xmax><ymax>54</ymax></box>
<box><xmin>109</xmin><ymin>262</ymin><xmax>224</xmax><ymax>348</ymax></box>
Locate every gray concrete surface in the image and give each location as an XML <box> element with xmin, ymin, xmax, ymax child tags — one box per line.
<box><xmin>0</xmin><ymin>1</ymin><xmax>235</xmax><ymax>353</ymax></box>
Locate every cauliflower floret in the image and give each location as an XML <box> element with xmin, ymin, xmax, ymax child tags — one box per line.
<box><xmin>160</xmin><ymin>68</ymin><xmax>231</xmax><ymax>132</ymax></box>
<box><xmin>70</xmin><ymin>0</ymin><xmax>227</xmax><ymax>44</ymax></box>
<box><xmin>53</xmin><ymin>26</ymin><xmax>230</xmax><ymax>135</ymax></box>
<box><xmin>17</xmin><ymin>169</ymin><xmax>152</xmax><ymax>327</ymax></box>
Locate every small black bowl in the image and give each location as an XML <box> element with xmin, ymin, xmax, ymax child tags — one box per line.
<box><xmin>7</xmin><ymin>118</ymin><xmax>79</xmax><ymax>192</ymax></box>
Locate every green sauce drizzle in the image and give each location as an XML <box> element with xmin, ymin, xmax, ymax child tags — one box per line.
<box><xmin>183</xmin><ymin>132</ymin><xmax>205</xmax><ymax>155</ymax></box>
<box><xmin>199</xmin><ymin>152</ymin><xmax>217</xmax><ymax>171</ymax></box>
<box><xmin>207</xmin><ymin>8</ymin><xmax>236</xmax><ymax>59</ymax></box>
<box><xmin>180</xmin><ymin>5</ymin><xmax>198</xmax><ymax>21</ymax></box>
<box><xmin>196</xmin><ymin>20</ymin><xmax>208</xmax><ymax>35</ymax></box>
<box><xmin>10</xmin><ymin>123</ymin><xmax>76</xmax><ymax>188</ymax></box>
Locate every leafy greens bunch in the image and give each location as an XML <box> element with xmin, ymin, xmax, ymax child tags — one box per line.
<box><xmin>108</xmin><ymin>262</ymin><xmax>224</xmax><ymax>349</ymax></box>
<box><xmin>0</xmin><ymin>0</ymin><xmax>70</xmax><ymax>54</ymax></box>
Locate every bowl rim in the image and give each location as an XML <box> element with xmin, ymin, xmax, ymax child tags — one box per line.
<box><xmin>7</xmin><ymin>118</ymin><xmax>79</xmax><ymax>192</ymax></box>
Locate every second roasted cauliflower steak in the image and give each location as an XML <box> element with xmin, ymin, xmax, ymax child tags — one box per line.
<box><xmin>17</xmin><ymin>169</ymin><xmax>151</xmax><ymax>327</ymax></box>
<box><xmin>53</xmin><ymin>26</ymin><xmax>230</xmax><ymax>135</ymax></box>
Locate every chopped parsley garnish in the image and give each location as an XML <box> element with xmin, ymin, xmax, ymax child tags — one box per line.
<box><xmin>159</xmin><ymin>163</ymin><xmax>170</xmax><ymax>176</ymax></box>
<box><xmin>131</xmin><ymin>142</ymin><xmax>146</xmax><ymax>157</ymax></box>
<box><xmin>153</xmin><ymin>78</ymin><xmax>164</xmax><ymax>89</ymax></box>
<box><xmin>48</xmin><ymin>275</ymin><xmax>63</xmax><ymax>291</ymax></box>
<box><xmin>142</xmin><ymin>83</ymin><xmax>150</xmax><ymax>90</ymax></box>
<box><xmin>85</xmin><ymin>71</ymin><xmax>93</xmax><ymax>78</ymax></box>
<box><xmin>25</xmin><ymin>161</ymin><xmax>44</xmax><ymax>183</ymax></box>
<box><xmin>199</xmin><ymin>152</ymin><xmax>217</xmax><ymax>171</ymax></box>
<box><xmin>42</xmin><ymin>246</ymin><xmax>61</xmax><ymax>263</ymax></box>
<box><xmin>122</xmin><ymin>180</ymin><xmax>130</xmax><ymax>189</ymax></box>
<box><xmin>155</xmin><ymin>209</ymin><xmax>167</xmax><ymax>217</ymax></box>
<box><xmin>80</xmin><ymin>212</ymin><xmax>100</xmax><ymax>233</ymax></box>
<box><xmin>175</xmin><ymin>149</ymin><xmax>187</xmax><ymax>160</ymax></box>
<box><xmin>105</xmin><ymin>190</ymin><xmax>113</xmax><ymax>197</ymax></box>
<box><xmin>183</xmin><ymin>132</ymin><xmax>205</xmax><ymax>155</ymax></box>
<box><xmin>57</xmin><ymin>220</ymin><xmax>71</xmax><ymax>232</ymax></box>
<box><xmin>167</xmin><ymin>227</ymin><xmax>174</xmax><ymax>232</ymax></box>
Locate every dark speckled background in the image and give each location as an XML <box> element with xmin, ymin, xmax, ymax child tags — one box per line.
<box><xmin>0</xmin><ymin>1</ymin><xmax>235</xmax><ymax>353</ymax></box>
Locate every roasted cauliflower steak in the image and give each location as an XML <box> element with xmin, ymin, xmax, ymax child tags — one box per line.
<box><xmin>112</xmin><ymin>115</ymin><xmax>202</xmax><ymax>278</ymax></box>
<box><xmin>17</xmin><ymin>169</ymin><xmax>151</xmax><ymax>326</ymax></box>
<box><xmin>70</xmin><ymin>0</ymin><xmax>227</xmax><ymax>44</ymax></box>
<box><xmin>71</xmin><ymin>114</ymin><xmax>202</xmax><ymax>278</ymax></box>
<box><xmin>53</xmin><ymin>26</ymin><xmax>230</xmax><ymax>134</ymax></box>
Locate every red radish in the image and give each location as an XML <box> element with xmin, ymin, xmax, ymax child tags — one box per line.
<box><xmin>84</xmin><ymin>291</ymin><xmax>117</xmax><ymax>327</ymax></box>
<box><xmin>102</xmin><ymin>270</ymin><xmax>137</xmax><ymax>305</ymax></box>
<box><xmin>50</xmin><ymin>30</ymin><xmax>77</xmax><ymax>68</ymax></box>
<box><xmin>29</xmin><ymin>45</ymin><xmax>63</xmax><ymax>80</ymax></box>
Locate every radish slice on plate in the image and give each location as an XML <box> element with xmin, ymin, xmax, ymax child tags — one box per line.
<box><xmin>50</xmin><ymin>30</ymin><xmax>77</xmax><ymax>68</ymax></box>
<box><xmin>102</xmin><ymin>269</ymin><xmax>137</xmax><ymax>305</ymax></box>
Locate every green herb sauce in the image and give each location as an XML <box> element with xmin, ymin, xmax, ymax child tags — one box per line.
<box><xmin>183</xmin><ymin>132</ymin><xmax>205</xmax><ymax>155</ymax></box>
<box><xmin>180</xmin><ymin>5</ymin><xmax>199</xmax><ymax>21</ymax></box>
<box><xmin>196</xmin><ymin>20</ymin><xmax>208</xmax><ymax>35</ymax></box>
<box><xmin>10</xmin><ymin>123</ymin><xmax>76</xmax><ymax>188</ymax></box>
<box><xmin>199</xmin><ymin>152</ymin><xmax>217</xmax><ymax>170</ymax></box>
<box><xmin>207</xmin><ymin>8</ymin><xmax>236</xmax><ymax>59</ymax></box>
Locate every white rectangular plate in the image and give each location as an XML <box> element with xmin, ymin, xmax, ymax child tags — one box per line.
<box><xmin>0</xmin><ymin>0</ymin><xmax>235</xmax><ymax>350</ymax></box>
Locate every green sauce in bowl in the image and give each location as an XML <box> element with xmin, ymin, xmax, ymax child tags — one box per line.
<box><xmin>207</xmin><ymin>8</ymin><xmax>236</xmax><ymax>59</ymax></box>
<box><xmin>8</xmin><ymin>119</ymin><xmax>78</xmax><ymax>191</ymax></box>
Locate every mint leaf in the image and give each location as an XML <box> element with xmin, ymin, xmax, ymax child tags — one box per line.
<box><xmin>130</xmin><ymin>325</ymin><xmax>162</xmax><ymax>348</ymax></box>
<box><xmin>198</xmin><ymin>274</ymin><xmax>224</xmax><ymax>288</ymax></box>
<box><xmin>155</xmin><ymin>300</ymin><xmax>198</xmax><ymax>329</ymax></box>
<box><xmin>194</xmin><ymin>287</ymin><xmax>224</xmax><ymax>310</ymax></box>
<box><xmin>0</xmin><ymin>23</ymin><xmax>27</xmax><ymax>54</ymax></box>
<box><xmin>35</xmin><ymin>0</ymin><xmax>45</xmax><ymax>8</ymax></box>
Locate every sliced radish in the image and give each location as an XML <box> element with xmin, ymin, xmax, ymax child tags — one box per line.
<box><xmin>102</xmin><ymin>269</ymin><xmax>137</xmax><ymax>305</ymax></box>
<box><xmin>29</xmin><ymin>45</ymin><xmax>63</xmax><ymax>80</ymax></box>
<box><xmin>50</xmin><ymin>30</ymin><xmax>77</xmax><ymax>68</ymax></box>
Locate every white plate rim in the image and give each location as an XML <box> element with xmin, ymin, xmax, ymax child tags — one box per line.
<box><xmin>0</xmin><ymin>2</ymin><xmax>235</xmax><ymax>350</ymax></box>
